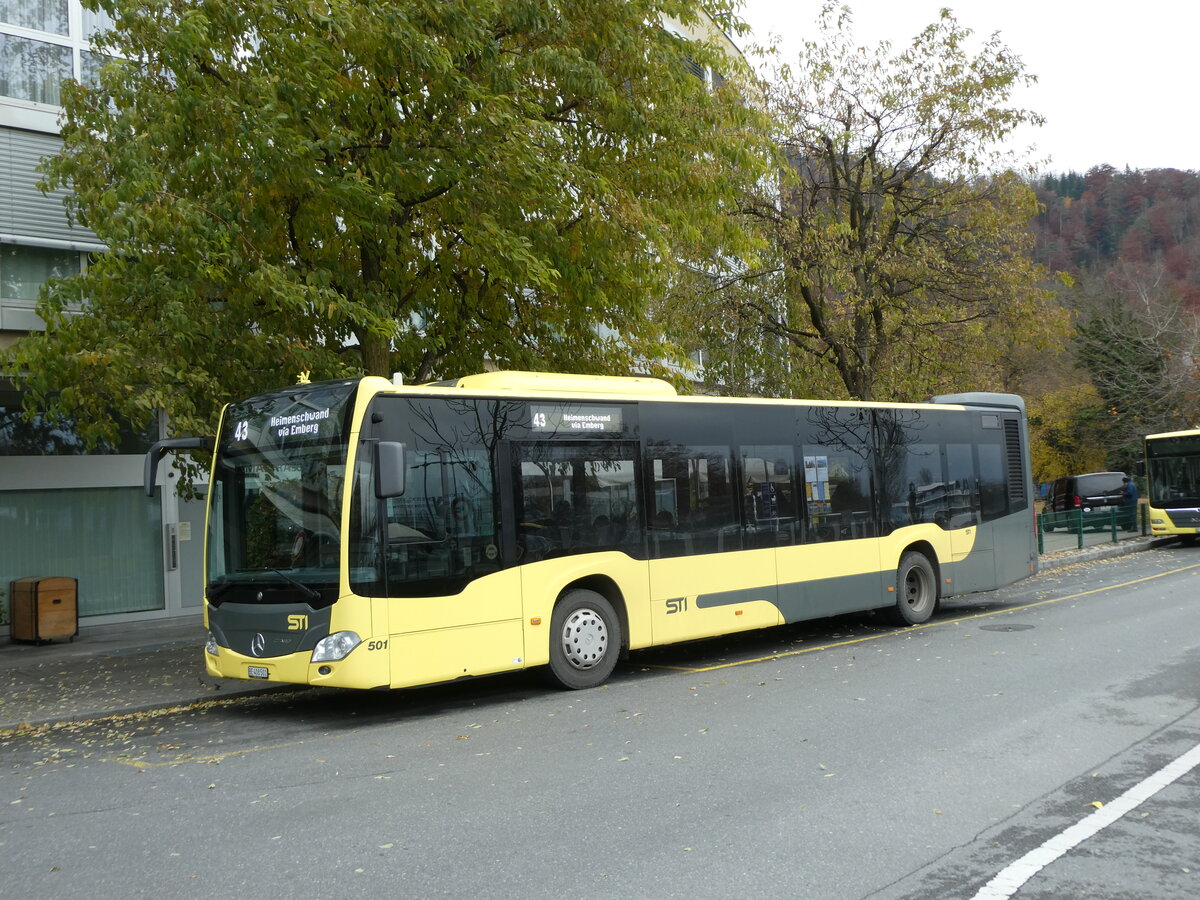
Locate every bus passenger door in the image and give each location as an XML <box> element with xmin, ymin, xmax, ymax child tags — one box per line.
<box><xmin>944</xmin><ymin>442</ymin><xmax>993</xmax><ymax>594</ymax></box>
<box><xmin>376</xmin><ymin>436</ymin><xmax>525</xmax><ymax>688</ymax></box>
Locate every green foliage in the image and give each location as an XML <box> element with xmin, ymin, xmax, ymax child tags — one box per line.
<box><xmin>682</xmin><ymin>4</ymin><xmax>1066</xmax><ymax>402</ymax></box>
<box><xmin>1039</xmin><ymin>171</ymin><xmax>1087</xmax><ymax>202</ymax></box>
<box><xmin>4</xmin><ymin>0</ymin><xmax>772</xmax><ymax>447</ymax></box>
<box><xmin>1027</xmin><ymin>383</ymin><xmax>1107</xmax><ymax>483</ymax></box>
<box><xmin>1072</xmin><ymin>267</ymin><xmax>1200</xmax><ymax>470</ymax></box>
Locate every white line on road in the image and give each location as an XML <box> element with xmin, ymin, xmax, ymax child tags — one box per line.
<box><xmin>974</xmin><ymin>740</ymin><xmax>1200</xmax><ymax>899</ymax></box>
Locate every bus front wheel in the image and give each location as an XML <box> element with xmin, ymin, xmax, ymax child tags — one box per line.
<box><xmin>545</xmin><ymin>589</ymin><xmax>621</xmax><ymax>690</ymax></box>
<box><xmin>890</xmin><ymin>551</ymin><xmax>938</xmax><ymax>626</ymax></box>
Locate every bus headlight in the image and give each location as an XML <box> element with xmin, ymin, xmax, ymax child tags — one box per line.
<box><xmin>1151</xmin><ymin>518</ymin><xmax>1164</xmax><ymax>525</ymax></box>
<box><xmin>205</xmin><ymin>632</ymin><xmax>219</xmax><ymax>657</ymax></box>
<box><xmin>311</xmin><ymin>631</ymin><xmax>362</xmax><ymax>662</ymax></box>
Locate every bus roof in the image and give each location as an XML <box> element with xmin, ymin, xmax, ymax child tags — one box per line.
<box><xmin>426</xmin><ymin>370</ymin><xmax>678</xmax><ymax>397</ymax></box>
<box><xmin>932</xmin><ymin>391</ymin><xmax>1026</xmax><ymax>414</ymax></box>
<box><xmin>384</xmin><ymin>372</ymin><xmax>1025</xmax><ymax>413</ymax></box>
<box><xmin>1146</xmin><ymin>427</ymin><xmax>1200</xmax><ymax>440</ymax></box>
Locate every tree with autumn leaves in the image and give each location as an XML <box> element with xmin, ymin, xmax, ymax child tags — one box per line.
<box><xmin>671</xmin><ymin>5</ymin><xmax>1068</xmax><ymax>403</ymax></box>
<box><xmin>5</xmin><ymin>0</ymin><xmax>772</xmax><ymax>446</ymax></box>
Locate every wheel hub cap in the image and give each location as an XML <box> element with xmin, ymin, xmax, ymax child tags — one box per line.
<box><xmin>561</xmin><ymin>608</ymin><xmax>608</xmax><ymax>670</ymax></box>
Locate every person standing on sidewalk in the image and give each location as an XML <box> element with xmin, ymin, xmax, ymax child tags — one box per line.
<box><xmin>1121</xmin><ymin>476</ymin><xmax>1139</xmax><ymax>532</ymax></box>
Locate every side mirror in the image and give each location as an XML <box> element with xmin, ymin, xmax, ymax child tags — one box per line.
<box><xmin>144</xmin><ymin>436</ymin><xmax>214</xmax><ymax>497</ymax></box>
<box><xmin>375</xmin><ymin>441</ymin><xmax>407</xmax><ymax>498</ymax></box>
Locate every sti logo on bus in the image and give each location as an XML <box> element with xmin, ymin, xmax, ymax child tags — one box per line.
<box><xmin>287</xmin><ymin>614</ymin><xmax>308</xmax><ymax>631</ymax></box>
<box><xmin>665</xmin><ymin>598</ymin><xmax>688</xmax><ymax>615</ymax></box>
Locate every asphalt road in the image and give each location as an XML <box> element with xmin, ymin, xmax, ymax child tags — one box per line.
<box><xmin>3</xmin><ymin>547</ymin><xmax>1199</xmax><ymax>899</ymax></box>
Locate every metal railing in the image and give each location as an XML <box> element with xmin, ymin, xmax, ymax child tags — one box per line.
<box><xmin>1037</xmin><ymin>505</ymin><xmax>1146</xmax><ymax>553</ymax></box>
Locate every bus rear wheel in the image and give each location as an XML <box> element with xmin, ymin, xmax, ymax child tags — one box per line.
<box><xmin>545</xmin><ymin>590</ymin><xmax>620</xmax><ymax>690</ymax></box>
<box><xmin>890</xmin><ymin>551</ymin><xmax>938</xmax><ymax>625</ymax></box>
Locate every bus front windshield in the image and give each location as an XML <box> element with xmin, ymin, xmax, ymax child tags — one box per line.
<box><xmin>207</xmin><ymin>381</ymin><xmax>358</xmax><ymax>605</ymax></box>
<box><xmin>1148</xmin><ymin>436</ymin><xmax>1200</xmax><ymax>508</ymax></box>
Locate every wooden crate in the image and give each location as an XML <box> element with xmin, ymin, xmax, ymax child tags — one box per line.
<box><xmin>9</xmin><ymin>577</ymin><xmax>78</xmax><ymax>644</ymax></box>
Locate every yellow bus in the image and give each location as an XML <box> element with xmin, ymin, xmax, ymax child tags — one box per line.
<box><xmin>1144</xmin><ymin>428</ymin><xmax>1200</xmax><ymax>543</ymax></box>
<box><xmin>146</xmin><ymin>372</ymin><xmax>1037</xmax><ymax>691</ymax></box>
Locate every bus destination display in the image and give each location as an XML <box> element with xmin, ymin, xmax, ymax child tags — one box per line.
<box><xmin>529</xmin><ymin>404</ymin><xmax>624</xmax><ymax>434</ymax></box>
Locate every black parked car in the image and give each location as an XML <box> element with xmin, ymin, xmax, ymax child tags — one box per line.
<box><xmin>1042</xmin><ymin>472</ymin><xmax>1128</xmax><ymax>531</ymax></box>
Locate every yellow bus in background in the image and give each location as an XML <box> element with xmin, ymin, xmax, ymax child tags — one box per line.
<box><xmin>1144</xmin><ymin>428</ymin><xmax>1200</xmax><ymax>543</ymax></box>
<box><xmin>147</xmin><ymin>372</ymin><xmax>1037</xmax><ymax>691</ymax></box>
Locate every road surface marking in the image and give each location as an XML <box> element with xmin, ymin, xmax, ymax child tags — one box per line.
<box><xmin>973</xmin><ymin>740</ymin><xmax>1200</xmax><ymax>899</ymax></box>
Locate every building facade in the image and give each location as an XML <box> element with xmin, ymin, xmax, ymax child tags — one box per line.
<box><xmin>1</xmin><ymin>1</ymin><xmax>204</xmax><ymax>629</ymax></box>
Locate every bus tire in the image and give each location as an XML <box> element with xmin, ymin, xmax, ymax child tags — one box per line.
<box><xmin>890</xmin><ymin>551</ymin><xmax>938</xmax><ymax>626</ymax></box>
<box><xmin>545</xmin><ymin>590</ymin><xmax>620</xmax><ymax>690</ymax></box>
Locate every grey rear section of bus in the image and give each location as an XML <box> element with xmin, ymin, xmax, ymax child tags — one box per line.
<box><xmin>934</xmin><ymin>392</ymin><xmax>1037</xmax><ymax>592</ymax></box>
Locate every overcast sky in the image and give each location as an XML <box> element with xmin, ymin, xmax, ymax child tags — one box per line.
<box><xmin>735</xmin><ymin>0</ymin><xmax>1199</xmax><ymax>175</ymax></box>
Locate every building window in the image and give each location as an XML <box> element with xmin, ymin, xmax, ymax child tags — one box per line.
<box><xmin>0</xmin><ymin>485</ymin><xmax>166</xmax><ymax>617</ymax></box>
<box><xmin>0</xmin><ymin>0</ymin><xmax>69</xmax><ymax>36</ymax></box>
<box><xmin>0</xmin><ymin>379</ymin><xmax>157</xmax><ymax>456</ymax></box>
<box><xmin>1</xmin><ymin>243</ymin><xmax>80</xmax><ymax>300</ymax></box>
<box><xmin>0</xmin><ymin>33</ymin><xmax>71</xmax><ymax>104</ymax></box>
<box><xmin>0</xmin><ymin>0</ymin><xmax>112</xmax><ymax>105</ymax></box>
<box><xmin>79</xmin><ymin>47</ymin><xmax>106</xmax><ymax>86</ymax></box>
<box><xmin>79</xmin><ymin>4</ymin><xmax>113</xmax><ymax>38</ymax></box>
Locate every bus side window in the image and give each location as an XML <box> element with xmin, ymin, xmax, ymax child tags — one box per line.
<box><xmin>978</xmin><ymin>440</ymin><xmax>1008</xmax><ymax>521</ymax></box>
<box><xmin>514</xmin><ymin>442</ymin><xmax>640</xmax><ymax>560</ymax></box>
<box><xmin>802</xmin><ymin>449</ymin><xmax>874</xmax><ymax>542</ymax></box>
<box><xmin>886</xmin><ymin>443</ymin><xmax>945</xmax><ymax>530</ymax></box>
<box><xmin>944</xmin><ymin>443</ymin><xmax>979</xmax><ymax>528</ymax></box>
<box><xmin>646</xmin><ymin>443</ymin><xmax>738</xmax><ymax>557</ymax></box>
<box><xmin>740</xmin><ymin>447</ymin><xmax>799</xmax><ymax>547</ymax></box>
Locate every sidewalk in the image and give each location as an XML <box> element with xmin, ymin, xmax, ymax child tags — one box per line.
<box><xmin>0</xmin><ymin>615</ymin><xmax>294</xmax><ymax>732</ymax></box>
<box><xmin>0</xmin><ymin>535</ymin><xmax>1169</xmax><ymax>733</ymax></box>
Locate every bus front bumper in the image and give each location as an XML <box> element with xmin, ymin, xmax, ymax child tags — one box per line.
<box><xmin>205</xmin><ymin>638</ymin><xmax>389</xmax><ymax>690</ymax></box>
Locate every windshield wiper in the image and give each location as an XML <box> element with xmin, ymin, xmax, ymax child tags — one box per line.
<box><xmin>270</xmin><ymin>568</ymin><xmax>321</xmax><ymax>602</ymax></box>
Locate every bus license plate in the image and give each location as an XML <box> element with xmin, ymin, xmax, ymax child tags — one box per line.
<box><xmin>247</xmin><ymin>666</ymin><xmax>269</xmax><ymax>679</ymax></box>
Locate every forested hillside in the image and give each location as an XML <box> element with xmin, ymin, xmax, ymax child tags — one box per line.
<box><xmin>1023</xmin><ymin>166</ymin><xmax>1200</xmax><ymax>480</ymax></box>
<box><xmin>1032</xmin><ymin>166</ymin><xmax>1200</xmax><ymax>304</ymax></box>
